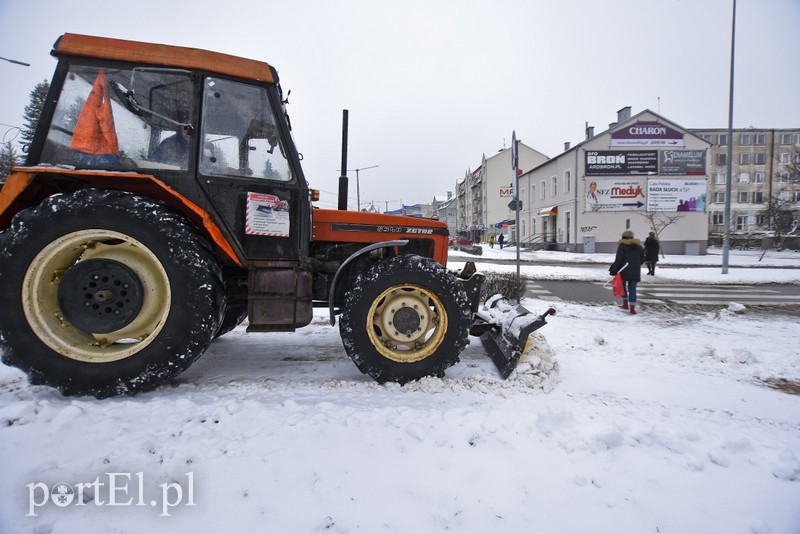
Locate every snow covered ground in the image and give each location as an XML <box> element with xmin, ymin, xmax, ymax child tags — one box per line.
<box><xmin>1</xmin><ymin>249</ymin><xmax>799</xmax><ymax>533</ymax></box>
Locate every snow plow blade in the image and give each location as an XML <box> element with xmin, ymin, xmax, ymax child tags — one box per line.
<box><xmin>471</xmin><ymin>295</ymin><xmax>556</xmax><ymax>379</ymax></box>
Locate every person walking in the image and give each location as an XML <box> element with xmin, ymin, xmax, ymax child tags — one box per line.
<box><xmin>489</xmin><ymin>235</ymin><xmax>495</xmax><ymax>248</ymax></box>
<box><xmin>644</xmin><ymin>231</ymin><xmax>660</xmax><ymax>276</ymax></box>
<box><xmin>609</xmin><ymin>229</ymin><xmax>645</xmax><ymax>315</ymax></box>
<box><xmin>498</xmin><ymin>233</ymin><xmax>504</xmax><ymax>249</ymax></box>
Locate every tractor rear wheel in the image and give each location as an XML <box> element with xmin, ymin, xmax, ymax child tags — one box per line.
<box><xmin>0</xmin><ymin>189</ymin><xmax>224</xmax><ymax>397</ymax></box>
<box><xmin>339</xmin><ymin>255</ymin><xmax>472</xmax><ymax>383</ymax></box>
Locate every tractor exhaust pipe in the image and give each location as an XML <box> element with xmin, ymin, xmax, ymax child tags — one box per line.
<box><xmin>337</xmin><ymin>109</ymin><xmax>349</xmax><ymax>210</ymax></box>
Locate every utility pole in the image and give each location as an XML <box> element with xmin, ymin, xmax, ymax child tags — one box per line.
<box><xmin>349</xmin><ymin>165</ymin><xmax>379</xmax><ymax>211</ymax></box>
<box><xmin>722</xmin><ymin>0</ymin><xmax>736</xmax><ymax>274</ymax></box>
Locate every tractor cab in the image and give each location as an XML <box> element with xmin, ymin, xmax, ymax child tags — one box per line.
<box><xmin>29</xmin><ymin>34</ymin><xmax>310</xmax><ymax>264</ymax></box>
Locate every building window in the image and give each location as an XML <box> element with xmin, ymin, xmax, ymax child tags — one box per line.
<box><xmin>738</xmin><ymin>172</ymin><xmax>750</xmax><ymax>183</ymax></box>
<box><xmin>739</xmin><ymin>133</ymin><xmax>751</xmax><ymax>145</ymax></box>
<box><xmin>717</xmin><ymin>134</ymin><xmax>728</xmax><ymax>145</ymax></box>
<box><xmin>754</xmin><ymin>153</ymin><xmax>766</xmax><ymax>165</ymax></box>
<box><xmin>715</xmin><ymin>172</ymin><xmax>726</xmax><ymax>185</ymax></box>
<box><xmin>737</xmin><ymin>191</ymin><xmax>748</xmax><ymax>203</ymax></box>
<box><xmin>564</xmin><ymin>170</ymin><xmax>571</xmax><ymax>193</ymax></box>
<box><xmin>780</xmin><ymin>133</ymin><xmax>792</xmax><ymax>145</ymax></box>
<box><xmin>716</xmin><ymin>153</ymin><xmax>727</xmax><ymax>166</ymax></box>
<box><xmin>778</xmin><ymin>172</ymin><xmax>789</xmax><ymax>183</ymax></box>
<box><xmin>736</xmin><ymin>215</ymin><xmax>748</xmax><ymax>231</ymax></box>
<box><xmin>712</xmin><ymin>212</ymin><xmax>724</xmax><ymax>225</ymax></box>
<box><xmin>754</xmin><ymin>172</ymin><xmax>765</xmax><ymax>183</ymax></box>
<box><xmin>753</xmin><ymin>191</ymin><xmax>764</xmax><ymax>203</ymax></box>
<box><xmin>552</xmin><ymin>176</ymin><xmax>558</xmax><ymax>197</ymax></box>
<box><xmin>756</xmin><ymin>213</ymin><xmax>766</xmax><ymax>226</ymax></box>
<box><xmin>778</xmin><ymin>153</ymin><xmax>790</xmax><ymax>164</ymax></box>
<box><xmin>792</xmin><ymin>191</ymin><xmax>800</xmax><ymax>202</ymax></box>
<box><xmin>521</xmin><ymin>219</ymin><xmax>526</xmax><ymax>237</ymax></box>
<box><xmin>701</xmin><ymin>134</ymin><xmax>712</xmax><ymax>142</ymax></box>
<box><xmin>755</xmin><ymin>133</ymin><xmax>766</xmax><ymax>145</ymax></box>
<box><xmin>540</xmin><ymin>180</ymin><xmax>546</xmax><ymax>200</ymax></box>
<box><xmin>714</xmin><ymin>192</ymin><xmax>726</xmax><ymax>203</ymax></box>
<box><xmin>739</xmin><ymin>153</ymin><xmax>750</xmax><ymax>165</ymax></box>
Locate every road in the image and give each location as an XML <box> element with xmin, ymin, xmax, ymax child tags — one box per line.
<box><xmin>526</xmin><ymin>279</ymin><xmax>800</xmax><ymax>307</ymax></box>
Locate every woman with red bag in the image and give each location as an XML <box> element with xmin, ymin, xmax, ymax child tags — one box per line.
<box><xmin>609</xmin><ymin>229</ymin><xmax>645</xmax><ymax>314</ymax></box>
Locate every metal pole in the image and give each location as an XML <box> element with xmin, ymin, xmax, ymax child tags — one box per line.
<box><xmin>356</xmin><ymin>169</ymin><xmax>360</xmax><ymax>211</ymax></box>
<box><xmin>722</xmin><ymin>0</ymin><xmax>736</xmax><ymax>274</ymax></box>
<box><xmin>511</xmin><ymin>131</ymin><xmax>521</xmax><ymax>278</ymax></box>
<box><xmin>338</xmin><ymin>110</ymin><xmax>349</xmax><ymax>211</ymax></box>
<box><xmin>0</xmin><ymin>56</ymin><xmax>30</xmax><ymax>67</ymax></box>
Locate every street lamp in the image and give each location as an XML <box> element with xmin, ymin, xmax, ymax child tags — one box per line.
<box><xmin>0</xmin><ymin>56</ymin><xmax>30</xmax><ymax>67</ymax></box>
<box><xmin>349</xmin><ymin>165</ymin><xmax>379</xmax><ymax>211</ymax></box>
<box><xmin>722</xmin><ymin>0</ymin><xmax>736</xmax><ymax>274</ymax></box>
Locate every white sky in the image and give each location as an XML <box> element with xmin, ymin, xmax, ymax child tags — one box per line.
<box><xmin>1</xmin><ymin>0</ymin><xmax>799</xmax><ymax>210</ymax></box>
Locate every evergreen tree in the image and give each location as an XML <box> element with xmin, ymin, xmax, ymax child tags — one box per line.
<box><xmin>0</xmin><ymin>141</ymin><xmax>19</xmax><ymax>185</ymax></box>
<box><xmin>20</xmin><ymin>80</ymin><xmax>50</xmax><ymax>150</ymax></box>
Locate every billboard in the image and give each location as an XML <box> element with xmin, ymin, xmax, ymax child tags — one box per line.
<box><xmin>611</xmin><ymin>121</ymin><xmax>684</xmax><ymax>147</ymax></box>
<box><xmin>647</xmin><ymin>180</ymin><xmax>707</xmax><ymax>212</ymax></box>
<box><xmin>585</xmin><ymin>150</ymin><xmax>658</xmax><ymax>176</ymax></box>
<box><xmin>585</xmin><ymin>178</ymin><xmax>647</xmax><ymax>212</ymax></box>
<box><xmin>659</xmin><ymin>150</ymin><xmax>707</xmax><ymax>175</ymax></box>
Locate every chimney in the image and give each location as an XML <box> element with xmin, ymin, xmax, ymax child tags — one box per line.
<box><xmin>447</xmin><ymin>191</ymin><xmax>453</xmax><ymax>200</ymax></box>
<box><xmin>564</xmin><ymin>141</ymin><xmax>571</xmax><ymax>151</ymax></box>
<box><xmin>585</xmin><ymin>125</ymin><xmax>595</xmax><ymax>140</ymax></box>
<box><xmin>609</xmin><ymin>122</ymin><xmax>617</xmax><ymax>130</ymax></box>
<box><xmin>617</xmin><ymin>106</ymin><xmax>631</xmax><ymax>123</ymax></box>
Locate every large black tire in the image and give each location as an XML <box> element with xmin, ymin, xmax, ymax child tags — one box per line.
<box><xmin>215</xmin><ymin>303</ymin><xmax>248</xmax><ymax>338</ymax></box>
<box><xmin>339</xmin><ymin>254</ymin><xmax>472</xmax><ymax>384</ymax></box>
<box><xmin>0</xmin><ymin>189</ymin><xmax>225</xmax><ymax>397</ymax></box>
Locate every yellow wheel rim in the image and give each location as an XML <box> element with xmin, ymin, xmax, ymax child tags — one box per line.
<box><xmin>22</xmin><ymin>230</ymin><xmax>171</xmax><ymax>363</ymax></box>
<box><xmin>366</xmin><ymin>284</ymin><xmax>448</xmax><ymax>364</ymax></box>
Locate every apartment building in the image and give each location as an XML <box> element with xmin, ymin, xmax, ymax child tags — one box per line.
<box><xmin>689</xmin><ymin>128</ymin><xmax>800</xmax><ymax>235</ymax></box>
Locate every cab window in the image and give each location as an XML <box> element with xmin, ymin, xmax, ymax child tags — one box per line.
<box><xmin>199</xmin><ymin>77</ymin><xmax>292</xmax><ymax>182</ymax></box>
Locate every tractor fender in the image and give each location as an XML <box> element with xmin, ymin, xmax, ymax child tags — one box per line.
<box><xmin>0</xmin><ymin>167</ymin><xmax>241</xmax><ymax>266</ymax></box>
<box><xmin>328</xmin><ymin>239</ymin><xmax>408</xmax><ymax>326</ymax></box>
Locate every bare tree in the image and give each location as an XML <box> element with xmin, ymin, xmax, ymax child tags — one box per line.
<box><xmin>758</xmin><ymin>193</ymin><xmax>797</xmax><ymax>260</ymax></box>
<box><xmin>637</xmin><ymin>211</ymin><xmax>686</xmax><ymax>258</ymax></box>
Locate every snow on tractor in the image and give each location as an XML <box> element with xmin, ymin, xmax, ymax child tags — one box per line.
<box><xmin>0</xmin><ymin>34</ymin><xmax>554</xmax><ymax>397</ymax></box>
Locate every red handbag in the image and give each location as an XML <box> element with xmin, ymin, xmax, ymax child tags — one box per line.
<box><xmin>611</xmin><ymin>272</ymin><xmax>626</xmax><ymax>298</ymax></box>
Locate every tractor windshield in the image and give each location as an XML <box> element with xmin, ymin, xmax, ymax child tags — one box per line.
<box><xmin>40</xmin><ymin>64</ymin><xmax>196</xmax><ymax>171</ymax></box>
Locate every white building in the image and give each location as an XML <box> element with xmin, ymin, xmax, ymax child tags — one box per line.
<box><xmin>455</xmin><ymin>142</ymin><xmax>549</xmax><ymax>243</ymax></box>
<box><xmin>518</xmin><ymin>107</ymin><xmax>711</xmax><ymax>254</ymax></box>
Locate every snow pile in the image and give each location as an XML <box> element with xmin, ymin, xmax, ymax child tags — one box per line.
<box><xmin>1</xmin><ymin>251</ymin><xmax>799</xmax><ymax>533</ymax></box>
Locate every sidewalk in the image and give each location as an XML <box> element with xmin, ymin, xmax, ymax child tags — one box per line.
<box><xmin>448</xmin><ymin>246</ymin><xmax>800</xmax><ymax>285</ymax></box>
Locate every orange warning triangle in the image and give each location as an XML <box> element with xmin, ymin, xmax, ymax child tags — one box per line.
<box><xmin>70</xmin><ymin>70</ymin><xmax>120</xmax><ymax>155</ymax></box>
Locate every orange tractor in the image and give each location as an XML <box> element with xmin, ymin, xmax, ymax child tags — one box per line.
<box><xmin>0</xmin><ymin>34</ymin><xmax>553</xmax><ymax>397</ymax></box>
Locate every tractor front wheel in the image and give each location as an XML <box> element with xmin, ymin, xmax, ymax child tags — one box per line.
<box><xmin>339</xmin><ymin>255</ymin><xmax>472</xmax><ymax>383</ymax></box>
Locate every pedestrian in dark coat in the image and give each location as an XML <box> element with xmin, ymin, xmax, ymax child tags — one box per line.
<box><xmin>644</xmin><ymin>231</ymin><xmax>660</xmax><ymax>276</ymax></box>
<box><xmin>609</xmin><ymin>229</ymin><xmax>645</xmax><ymax>315</ymax></box>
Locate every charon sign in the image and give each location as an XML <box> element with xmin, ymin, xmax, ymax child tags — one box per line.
<box><xmin>611</xmin><ymin>121</ymin><xmax>684</xmax><ymax>147</ymax></box>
